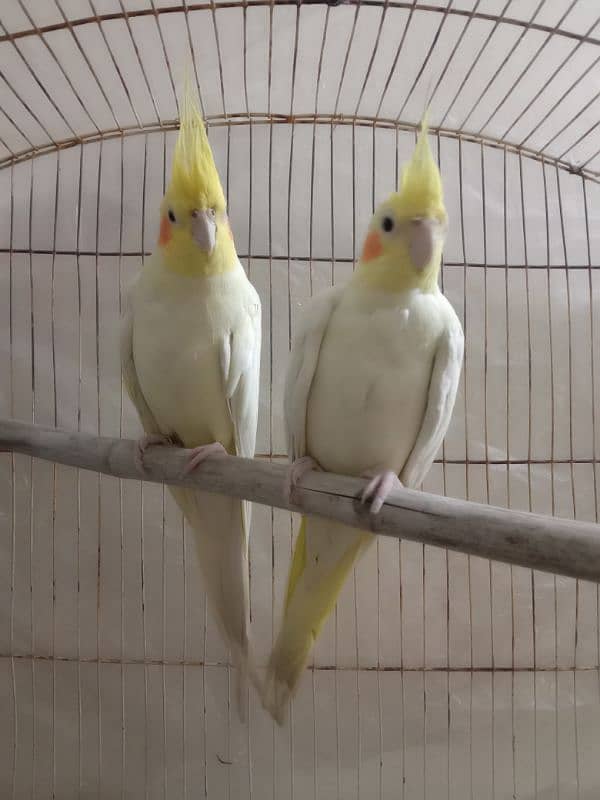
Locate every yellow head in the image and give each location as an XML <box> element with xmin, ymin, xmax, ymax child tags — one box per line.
<box><xmin>157</xmin><ymin>82</ymin><xmax>236</xmax><ymax>276</ymax></box>
<box><xmin>354</xmin><ymin>114</ymin><xmax>447</xmax><ymax>293</ymax></box>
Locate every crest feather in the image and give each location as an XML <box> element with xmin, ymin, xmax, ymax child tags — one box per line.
<box><xmin>168</xmin><ymin>78</ymin><xmax>226</xmax><ymax>211</ymax></box>
<box><xmin>396</xmin><ymin>112</ymin><xmax>445</xmax><ymax>220</ymax></box>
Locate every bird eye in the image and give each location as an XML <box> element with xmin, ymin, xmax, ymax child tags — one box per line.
<box><xmin>382</xmin><ymin>216</ymin><xmax>394</xmax><ymax>233</ymax></box>
<box><xmin>168</xmin><ymin>209</ymin><xmax>176</xmax><ymax>223</ymax></box>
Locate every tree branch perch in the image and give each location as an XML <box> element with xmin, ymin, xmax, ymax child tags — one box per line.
<box><xmin>1</xmin><ymin>417</ymin><xmax>600</xmax><ymax>582</ymax></box>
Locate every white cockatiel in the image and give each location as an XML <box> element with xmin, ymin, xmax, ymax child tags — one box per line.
<box><xmin>121</xmin><ymin>84</ymin><xmax>261</xmax><ymax>718</ymax></box>
<box><xmin>263</xmin><ymin>117</ymin><xmax>464</xmax><ymax>724</ymax></box>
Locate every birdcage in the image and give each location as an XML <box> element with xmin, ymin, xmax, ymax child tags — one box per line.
<box><xmin>2</xmin><ymin>0</ymin><xmax>600</xmax><ymax>797</ymax></box>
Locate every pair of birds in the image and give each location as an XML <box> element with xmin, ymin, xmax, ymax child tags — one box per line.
<box><xmin>121</xmin><ymin>86</ymin><xmax>464</xmax><ymax>725</ymax></box>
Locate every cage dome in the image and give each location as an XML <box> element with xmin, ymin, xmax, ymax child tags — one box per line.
<box><xmin>2</xmin><ymin>0</ymin><xmax>600</xmax><ymax>797</ymax></box>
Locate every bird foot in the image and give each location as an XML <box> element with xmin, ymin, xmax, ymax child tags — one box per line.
<box><xmin>285</xmin><ymin>455</ymin><xmax>320</xmax><ymax>504</ymax></box>
<box><xmin>183</xmin><ymin>441</ymin><xmax>228</xmax><ymax>474</ymax></box>
<box><xmin>135</xmin><ymin>433</ymin><xmax>179</xmax><ymax>474</ymax></box>
<box><xmin>360</xmin><ymin>469</ymin><xmax>403</xmax><ymax>514</ymax></box>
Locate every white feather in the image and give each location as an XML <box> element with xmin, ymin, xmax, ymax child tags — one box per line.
<box><xmin>284</xmin><ymin>286</ymin><xmax>343</xmax><ymax>461</ymax></box>
<box><xmin>305</xmin><ymin>283</ymin><xmax>459</xmax><ymax>481</ymax></box>
<box><xmin>265</xmin><ymin>281</ymin><xmax>464</xmax><ymax>722</ymax></box>
<box><xmin>400</xmin><ymin>304</ymin><xmax>463</xmax><ymax>488</ymax></box>
<box><xmin>122</xmin><ymin>255</ymin><xmax>261</xmax><ymax>719</ymax></box>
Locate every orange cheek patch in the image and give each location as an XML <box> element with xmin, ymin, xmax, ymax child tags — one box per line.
<box><xmin>159</xmin><ymin>215</ymin><xmax>172</xmax><ymax>246</ymax></box>
<box><xmin>361</xmin><ymin>230</ymin><xmax>383</xmax><ymax>262</ymax></box>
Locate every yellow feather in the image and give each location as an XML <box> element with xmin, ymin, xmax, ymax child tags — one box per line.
<box><xmin>394</xmin><ymin>112</ymin><xmax>446</xmax><ymax>222</ymax></box>
<box><xmin>354</xmin><ymin>112</ymin><xmax>447</xmax><ymax>294</ymax></box>
<box><xmin>264</xmin><ymin>517</ymin><xmax>371</xmax><ymax>722</ymax></box>
<box><xmin>168</xmin><ymin>77</ymin><xmax>226</xmax><ymax>212</ymax></box>
<box><xmin>284</xmin><ymin>516</ymin><xmax>307</xmax><ymax>614</ymax></box>
<box><xmin>159</xmin><ymin>77</ymin><xmax>237</xmax><ymax>277</ymax></box>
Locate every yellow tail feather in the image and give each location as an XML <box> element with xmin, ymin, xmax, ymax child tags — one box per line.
<box><xmin>284</xmin><ymin>516</ymin><xmax>307</xmax><ymax>613</ymax></box>
<box><xmin>263</xmin><ymin>516</ymin><xmax>372</xmax><ymax>724</ymax></box>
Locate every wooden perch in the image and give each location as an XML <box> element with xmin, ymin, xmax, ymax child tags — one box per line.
<box><xmin>1</xmin><ymin>417</ymin><xmax>600</xmax><ymax>583</ymax></box>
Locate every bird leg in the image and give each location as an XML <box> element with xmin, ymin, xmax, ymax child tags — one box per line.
<box><xmin>285</xmin><ymin>455</ymin><xmax>321</xmax><ymax>504</ymax></box>
<box><xmin>135</xmin><ymin>433</ymin><xmax>181</xmax><ymax>474</ymax></box>
<box><xmin>360</xmin><ymin>469</ymin><xmax>403</xmax><ymax>514</ymax></box>
<box><xmin>183</xmin><ymin>442</ymin><xmax>228</xmax><ymax>474</ymax></box>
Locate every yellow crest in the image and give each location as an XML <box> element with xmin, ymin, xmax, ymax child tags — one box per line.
<box><xmin>395</xmin><ymin>113</ymin><xmax>445</xmax><ymax>221</ymax></box>
<box><xmin>168</xmin><ymin>78</ymin><xmax>226</xmax><ymax>212</ymax></box>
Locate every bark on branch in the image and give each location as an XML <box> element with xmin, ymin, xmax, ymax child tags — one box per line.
<box><xmin>1</xmin><ymin>417</ymin><xmax>599</xmax><ymax>582</ymax></box>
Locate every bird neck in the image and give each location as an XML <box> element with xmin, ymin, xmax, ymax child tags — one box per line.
<box><xmin>161</xmin><ymin>231</ymin><xmax>238</xmax><ymax>278</ymax></box>
<box><xmin>353</xmin><ymin>248</ymin><xmax>442</xmax><ymax>294</ymax></box>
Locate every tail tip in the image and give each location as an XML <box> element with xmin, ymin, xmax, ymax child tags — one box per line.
<box><xmin>233</xmin><ymin>640</ymin><xmax>265</xmax><ymax>724</ymax></box>
<box><xmin>261</xmin><ymin>670</ymin><xmax>292</xmax><ymax>727</ymax></box>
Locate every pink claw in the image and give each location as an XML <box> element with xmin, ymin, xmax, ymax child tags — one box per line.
<box><xmin>135</xmin><ymin>433</ymin><xmax>174</xmax><ymax>474</ymax></box>
<box><xmin>361</xmin><ymin>470</ymin><xmax>403</xmax><ymax>514</ymax></box>
<box><xmin>183</xmin><ymin>442</ymin><xmax>228</xmax><ymax>474</ymax></box>
<box><xmin>285</xmin><ymin>455</ymin><xmax>320</xmax><ymax>504</ymax></box>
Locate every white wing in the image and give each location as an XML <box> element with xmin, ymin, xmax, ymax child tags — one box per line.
<box><xmin>400</xmin><ymin>304</ymin><xmax>464</xmax><ymax>489</ymax></box>
<box><xmin>221</xmin><ymin>290</ymin><xmax>262</xmax><ymax>460</ymax></box>
<box><xmin>120</xmin><ymin>287</ymin><xmax>161</xmax><ymax>436</ymax></box>
<box><xmin>218</xmin><ymin>285</ymin><xmax>261</xmax><ymax>536</ymax></box>
<box><xmin>284</xmin><ymin>286</ymin><xmax>343</xmax><ymax>461</ymax></box>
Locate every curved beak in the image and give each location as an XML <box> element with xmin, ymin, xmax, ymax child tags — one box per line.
<box><xmin>191</xmin><ymin>209</ymin><xmax>217</xmax><ymax>254</ymax></box>
<box><xmin>409</xmin><ymin>216</ymin><xmax>442</xmax><ymax>269</ymax></box>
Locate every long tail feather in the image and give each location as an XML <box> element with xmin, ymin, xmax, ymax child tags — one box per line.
<box><xmin>170</xmin><ymin>486</ymin><xmax>256</xmax><ymax>721</ymax></box>
<box><xmin>262</xmin><ymin>516</ymin><xmax>372</xmax><ymax>725</ymax></box>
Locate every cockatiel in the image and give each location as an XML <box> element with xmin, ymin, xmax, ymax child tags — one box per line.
<box><xmin>120</xmin><ymin>83</ymin><xmax>261</xmax><ymax>719</ymax></box>
<box><xmin>263</xmin><ymin>117</ymin><xmax>464</xmax><ymax>724</ymax></box>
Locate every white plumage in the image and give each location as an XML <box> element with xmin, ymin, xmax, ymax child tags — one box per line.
<box><xmin>293</xmin><ymin>283</ymin><xmax>463</xmax><ymax>482</ymax></box>
<box><xmin>263</xmin><ymin>280</ymin><xmax>463</xmax><ymax>724</ymax></box>
<box><xmin>263</xmin><ymin>115</ymin><xmax>464</xmax><ymax>724</ymax></box>
<box><xmin>122</xmin><ymin>256</ymin><xmax>261</xmax><ymax>718</ymax></box>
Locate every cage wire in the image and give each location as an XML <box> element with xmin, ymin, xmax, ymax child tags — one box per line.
<box><xmin>1</xmin><ymin>0</ymin><xmax>600</xmax><ymax>797</ymax></box>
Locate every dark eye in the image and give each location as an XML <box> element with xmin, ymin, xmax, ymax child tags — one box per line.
<box><xmin>168</xmin><ymin>209</ymin><xmax>176</xmax><ymax>223</ymax></box>
<box><xmin>382</xmin><ymin>216</ymin><xmax>394</xmax><ymax>233</ymax></box>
